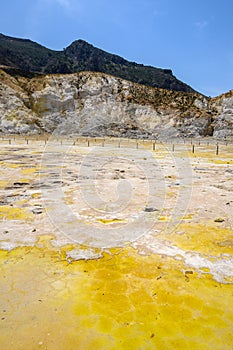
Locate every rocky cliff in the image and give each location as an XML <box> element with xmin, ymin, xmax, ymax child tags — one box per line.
<box><xmin>0</xmin><ymin>69</ymin><xmax>232</xmax><ymax>138</ymax></box>
<box><xmin>211</xmin><ymin>90</ymin><xmax>233</xmax><ymax>138</ymax></box>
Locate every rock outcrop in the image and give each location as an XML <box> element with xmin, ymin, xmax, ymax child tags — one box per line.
<box><xmin>0</xmin><ymin>69</ymin><xmax>232</xmax><ymax>139</ymax></box>
<box><xmin>211</xmin><ymin>90</ymin><xmax>233</xmax><ymax>138</ymax></box>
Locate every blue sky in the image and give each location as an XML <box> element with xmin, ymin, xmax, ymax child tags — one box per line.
<box><xmin>1</xmin><ymin>0</ymin><xmax>233</xmax><ymax>96</ymax></box>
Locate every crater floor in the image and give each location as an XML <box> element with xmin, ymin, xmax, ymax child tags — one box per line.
<box><xmin>0</xmin><ymin>136</ymin><xmax>232</xmax><ymax>349</ymax></box>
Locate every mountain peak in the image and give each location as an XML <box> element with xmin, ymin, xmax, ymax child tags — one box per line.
<box><xmin>0</xmin><ymin>33</ymin><xmax>196</xmax><ymax>93</ymax></box>
<box><xmin>68</xmin><ymin>39</ymin><xmax>93</xmax><ymax>47</ymax></box>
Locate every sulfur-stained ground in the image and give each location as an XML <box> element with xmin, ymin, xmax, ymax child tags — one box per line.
<box><xmin>0</xmin><ymin>136</ymin><xmax>232</xmax><ymax>349</ymax></box>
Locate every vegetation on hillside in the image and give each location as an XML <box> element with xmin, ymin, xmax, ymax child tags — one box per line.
<box><xmin>0</xmin><ymin>34</ymin><xmax>195</xmax><ymax>93</ymax></box>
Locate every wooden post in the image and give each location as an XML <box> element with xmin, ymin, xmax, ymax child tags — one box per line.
<box><xmin>87</xmin><ymin>140</ymin><xmax>90</xmax><ymax>147</ymax></box>
<box><xmin>172</xmin><ymin>144</ymin><xmax>175</xmax><ymax>152</ymax></box>
<box><xmin>216</xmin><ymin>144</ymin><xmax>219</xmax><ymax>155</ymax></box>
<box><xmin>152</xmin><ymin>142</ymin><xmax>155</xmax><ymax>151</ymax></box>
<box><xmin>192</xmin><ymin>144</ymin><xmax>195</xmax><ymax>153</ymax></box>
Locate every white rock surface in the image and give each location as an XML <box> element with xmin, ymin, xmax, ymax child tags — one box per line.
<box><xmin>0</xmin><ymin>69</ymin><xmax>232</xmax><ymax>138</ymax></box>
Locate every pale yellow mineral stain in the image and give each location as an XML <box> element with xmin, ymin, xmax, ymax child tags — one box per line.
<box><xmin>31</xmin><ymin>192</ymin><xmax>41</xmax><ymax>199</ymax></box>
<box><xmin>0</xmin><ymin>205</ymin><xmax>33</xmax><ymax>220</ymax></box>
<box><xmin>20</xmin><ymin>167</ymin><xmax>39</xmax><ymax>175</ymax></box>
<box><xmin>0</xmin><ymin>180</ymin><xmax>8</xmax><ymax>189</ymax></box>
<box><xmin>168</xmin><ymin>223</ymin><xmax>233</xmax><ymax>256</ymax></box>
<box><xmin>96</xmin><ymin>218</ymin><xmax>126</xmax><ymax>224</ymax></box>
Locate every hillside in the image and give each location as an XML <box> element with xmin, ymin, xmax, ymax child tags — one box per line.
<box><xmin>1</xmin><ymin>68</ymin><xmax>232</xmax><ymax>138</ymax></box>
<box><xmin>0</xmin><ymin>33</ymin><xmax>195</xmax><ymax>93</ymax></box>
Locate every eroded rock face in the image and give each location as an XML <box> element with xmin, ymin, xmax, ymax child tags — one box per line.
<box><xmin>211</xmin><ymin>90</ymin><xmax>233</xmax><ymax>138</ymax></box>
<box><xmin>0</xmin><ymin>70</ymin><xmax>40</xmax><ymax>133</ymax></box>
<box><xmin>0</xmin><ymin>69</ymin><xmax>232</xmax><ymax>138</ymax></box>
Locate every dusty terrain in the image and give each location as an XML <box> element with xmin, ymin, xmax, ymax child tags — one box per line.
<box><xmin>0</xmin><ymin>136</ymin><xmax>232</xmax><ymax>349</ymax></box>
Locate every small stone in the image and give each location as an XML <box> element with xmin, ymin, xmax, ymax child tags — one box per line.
<box><xmin>144</xmin><ymin>207</ymin><xmax>158</xmax><ymax>212</ymax></box>
<box><xmin>214</xmin><ymin>218</ymin><xmax>225</xmax><ymax>223</ymax></box>
<box><xmin>13</xmin><ymin>182</ymin><xmax>29</xmax><ymax>187</ymax></box>
<box><xmin>32</xmin><ymin>208</ymin><xmax>43</xmax><ymax>215</ymax></box>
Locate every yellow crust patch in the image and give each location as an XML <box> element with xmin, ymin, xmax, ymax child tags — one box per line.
<box><xmin>0</xmin><ymin>244</ymin><xmax>232</xmax><ymax>350</ymax></box>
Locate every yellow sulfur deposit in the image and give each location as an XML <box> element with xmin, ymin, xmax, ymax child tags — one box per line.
<box><xmin>0</xmin><ymin>205</ymin><xmax>33</xmax><ymax>220</ymax></box>
<box><xmin>0</xmin><ymin>242</ymin><xmax>232</xmax><ymax>350</ymax></box>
